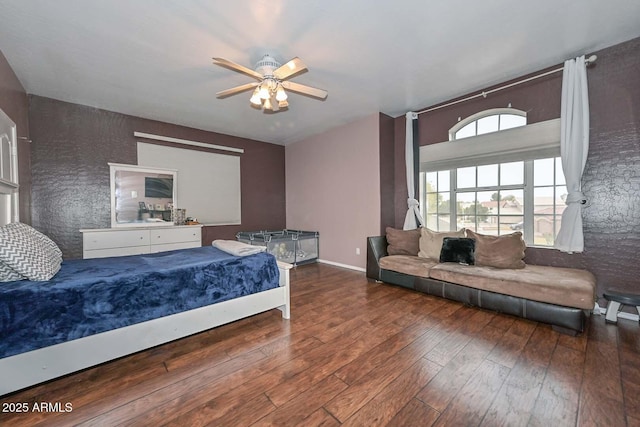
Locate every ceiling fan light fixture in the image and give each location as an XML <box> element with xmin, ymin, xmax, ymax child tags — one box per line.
<box><xmin>278</xmin><ymin>99</ymin><xmax>289</xmax><ymax>108</ymax></box>
<box><xmin>249</xmin><ymin>87</ymin><xmax>262</xmax><ymax>106</ymax></box>
<box><xmin>258</xmin><ymin>84</ymin><xmax>270</xmax><ymax>100</ymax></box>
<box><xmin>263</xmin><ymin>97</ymin><xmax>273</xmax><ymax>111</ymax></box>
<box><xmin>275</xmin><ymin>85</ymin><xmax>288</xmax><ymax>101</ymax></box>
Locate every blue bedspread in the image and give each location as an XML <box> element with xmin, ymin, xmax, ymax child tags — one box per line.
<box><xmin>0</xmin><ymin>246</ymin><xmax>280</xmax><ymax>359</ymax></box>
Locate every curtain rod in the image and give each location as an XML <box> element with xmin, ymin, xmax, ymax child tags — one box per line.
<box><xmin>416</xmin><ymin>54</ymin><xmax>597</xmax><ymax>116</ymax></box>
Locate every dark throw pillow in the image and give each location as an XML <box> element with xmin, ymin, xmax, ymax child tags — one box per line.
<box><xmin>439</xmin><ymin>237</ymin><xmax>476</xmax><ymax>265</ymax></box>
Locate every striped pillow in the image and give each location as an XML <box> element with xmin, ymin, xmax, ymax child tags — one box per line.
<box><xmin>0</xmin><ymin>222</ymin><xmax>62</xmax><ymax>281</ymax></box>
<box><xmin>0</xmin><ymin>260</ymin><xmax>25</xmax><ymax>282</ymax></box>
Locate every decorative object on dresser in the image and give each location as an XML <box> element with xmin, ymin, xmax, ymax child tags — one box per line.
<box><xmin>80</xmin><ymin>225</ymin><xmax>202</xmax><ymax>259</ymax></box>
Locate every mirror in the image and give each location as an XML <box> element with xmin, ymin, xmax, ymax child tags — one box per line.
<box><xmin>109</xmin><ymin>163</ymin><xmax>178</xmax><ymax>227</ymax></box>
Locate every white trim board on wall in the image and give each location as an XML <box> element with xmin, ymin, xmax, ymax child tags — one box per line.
<box><xmin>137</xmin><ymin>142</ymin><xmax>241</xmax><ymax>225</ymax></box>
<box><xmin>318</xmin><ymin>259</ymin><xmax>366</xmax><ymax>273</ymax></box>
<box><xmin>134</xmin><ymin>132</ymin><xmax>244</xmax><ymax>154</ymax></box>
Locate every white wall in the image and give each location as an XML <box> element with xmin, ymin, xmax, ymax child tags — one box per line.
<box><xmin>286</xmin><ymin>113</ymin><xmax>381</xmax><ymax>270</ymax></box>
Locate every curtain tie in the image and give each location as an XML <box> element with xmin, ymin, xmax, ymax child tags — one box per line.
<box><xmin>565</xmin><ymin>191</ymin><xmax>587</xmax><ymax>205</ymax></box>
<box><xmin>407</xmin><ymin>198</ymin><xmax>420</xmax><ymax>208</ymax></box>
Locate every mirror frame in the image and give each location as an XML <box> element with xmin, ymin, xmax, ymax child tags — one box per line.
<box><xmin>109</xmin><ymin>162</ymin><xmax>178</xmax><ymax>228</ymax></box>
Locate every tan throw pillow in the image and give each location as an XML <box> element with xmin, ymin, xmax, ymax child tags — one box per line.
<box><xmin>467</xmin><ymin>229</ymin><xmax>526</xmax><ymax>269</ymax></box>
<box><xmin>386</xmin><ymin>227</ymin><xmax>421</xmax><ymax>256</ymax></box>
<box><xmin>418</xmin><ymin>227</ymin><xmax>465</xmax><ymax>259</ymax></box>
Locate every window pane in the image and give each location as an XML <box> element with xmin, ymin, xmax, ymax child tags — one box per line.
<box><xmin>477</xmin><ymin>115</ymin><xmax>499</xmax><ymax>135</ymax></box>
<box><xmin>533</xmin><ymin>215</ymin><xmax>556</xmax><ymax>246</ymax></box>
<box><xmin>438</xmin><ymin>192</ymin><xmax>451</xmax><ymax>214</ymax></box>
<box><xmin>500</xmin><ymin>161</ymin><xmax>523</xmax><ymax>185</ymax></box>
<box><xmin>500</xmin><ymin>189</ymin><xmax>523</xmax><ymax>235</ymax></box>
<box><xmin>500</xmin><ymin>189</ymin><xmax>523</xmax><ymax>210</ymax></box>
<box><xmin>426</xmin><ymin>193</ymin><xmax>439</xmax><ymax>214</ymax></box>
<box><xmin>534</xmin><ymin>187</ymin><xmax>554</xmax><ymax>215</ymax></box>
<box><xmin>476</xmin><ymin>191</ymin><xmax>493</xmax><ymax>232</ymax></box>
<box><xmin>455</xmin><ymin>122</ymin><xmax>476</xmax><ymax>140</ymax></box>
<box><xmin>555</xmin><ymin>157</ymin><xmax>566</xmax><ymax>185</ymax></box>
<box><xmin>438</xmin><ymin>170</ymin><xmax>450</xmax><ymax>192</ymax></box>
<box><xmin>482</xmin><ymin>216</ymin><xmax>499</xmax><ymax>235</ymax></box>
<box><xmin>456</xmin><ymin>192</ymin><xmax>476</xmax><ymax>204</ymax></box>
<box><xmin>503</xmin><ymin>215</ymin><xmax>524</xmax><ymax>233</ymax></box>
<box><xmin>457</xmin><ymin>167</ymin><xmax>476</xmax><ymax>188</ymax></box>
<box><xmin>456</xmin><ymin>192</ymin><xmax>476</xmax><ymax>229</ymax></box>
<box><xmin>438</xmin><ymin>214</ymin><xmax>451</xmax><ymax>231</ymax></box>
<box><xmin>478</xmin><ymin>164</ymin><xmax>498</xmax><ymax>187</ymax></box>
<box><xmin>426</xmin><ymin>214</ymin><xmax>439</xmax><ymax>230</ymax></box>
<box><xmin>499</xmin><ymin>114</ymin><xmax>526</xmax><ymax>130</ymax></box>
<box><xmin>534</xmin><ymin>158</ymin><xmax>554</xmax><ymax>186</ymax></box>
<box><xmin>426</xmin><ymin>172</ymin><xmax>438</xmax><ymax>192</ymax></box>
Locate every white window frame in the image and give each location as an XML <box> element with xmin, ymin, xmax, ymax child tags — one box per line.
<box><xmin>0</xmin><ymin>108</ymin><xmax>19</xmax><ymax>226</ymax></box>
<box><xmin>420</xmin><ymin>109</ymin><xmax>564</xmax><ymax>247</ymax></box>
<box><xmin>449</xmin><ymin>108</ymin><xmax>527</xmax><ymax>141</ymax></box>
<box><xmin>422</xmin><ymin>157</ymin><xmax>564</xmax><ymax>247</ymax></box>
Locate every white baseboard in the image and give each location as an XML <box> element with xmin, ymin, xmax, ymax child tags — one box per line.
<box><xmin>318</xmin><ymin>259</ymin><xmax>366</xmax><ymax>273</ymax></box>
<box><xmin>595</xmin><ymin>302</ymin><xmax>640</xmax><ymax>322</ymax></box>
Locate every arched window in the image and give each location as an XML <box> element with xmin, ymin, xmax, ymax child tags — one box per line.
<box><xmin>420</xmin><ymin>108</ymin><xmax>566</xmax><ymax>247</ymax></box>
<box><xmin>449</xmin><ymin>108</ymin><xmax>527</xmax><ymax>141</ymax></box>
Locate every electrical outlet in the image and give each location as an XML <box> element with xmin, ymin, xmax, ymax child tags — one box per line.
<box><xmin>356</xmin><ymin>247</ymin><xmax>360</xmax><ymax>255</ymax></box>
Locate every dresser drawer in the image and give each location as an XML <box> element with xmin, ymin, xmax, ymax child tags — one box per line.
<box><xmin>149</xmin><ymin>241</ymin><xmax>201</xmax><ymax>253</ymax></box>
<box><xmin>83</xmin><ymin>229</ymin><xmax>150</xmax><ymax>251</ymax></box>
<box><xmin>84</xmin><ymin>245</ymin><xmax>151</xmax><ymax>259</ymax></box>
<box><xmin>150</xmin><ymin>227</ymin><xmax>201</xmax><ymax>245</ymax></box>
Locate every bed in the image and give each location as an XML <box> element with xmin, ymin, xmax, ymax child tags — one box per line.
<box><xmin>0</xmin><ymin>245</ymin><xmax>291</xmax><ymax>396</ymax></box>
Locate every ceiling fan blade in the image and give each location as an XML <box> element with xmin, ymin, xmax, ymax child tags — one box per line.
<box><xmin>282</xmin><ymin>81</ymin><xmax>328</xmax><ymax>99</ymax></box>
<box><xmin>216</xmin><ymin>82</ymin><xmax>259</xmax><ymax>98</ymax></box>
<box><xmin>212</xmin><ymin>57</ymin><xmax>263</xmax><ymax>81</ymax></box>
<box><xmin>273</xmin><ymin>57</ymin><xmax>308</xmax><ymax>81</ymax></box>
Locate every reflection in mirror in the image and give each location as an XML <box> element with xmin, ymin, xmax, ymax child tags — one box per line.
<box><xmin>109</xmin><ymin>163</ymin><xmax>178</xmax><ymax>227</ymax></box>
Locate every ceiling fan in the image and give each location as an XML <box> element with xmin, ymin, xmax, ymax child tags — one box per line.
<box><xmin>213</xmin><ymin>54</ymin><xmax>328</xmax><ymax>112</ymax></box>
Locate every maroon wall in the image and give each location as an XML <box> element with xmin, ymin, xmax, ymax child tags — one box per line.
<box><xmin>391</xmin><ymin>36</ymin><xmax>640</xmax><ymax>301</ymax></box>
<box><xmin>379</xmin><ymin>113</ymin><xmax>395</xmax><ymax>234</ymax></box>
<box><xmin>29</xmin><ymin>96</ymin><xmax>286</xmax><ymax>259</ymax></box>
<box><xmin>0</xmin><ymin>50</ymin><xmax>31</xmax><ymax>224</ymax></box>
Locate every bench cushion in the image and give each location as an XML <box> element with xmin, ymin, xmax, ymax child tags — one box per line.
<box><xmin>379</xmin><ymin>255</ymin><xmax>438</xmax><ymax>278</ymax></box>
<box><xmin>429</xmin><ymin>263</ymin><xmax>596</xmax><ymax>310</ymax></box>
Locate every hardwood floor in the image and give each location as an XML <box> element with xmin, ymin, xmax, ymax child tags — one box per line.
<box><xmin>1</xmin><ymin>263</ymin><xmax>638</xmax><ymax>426</ymax></box>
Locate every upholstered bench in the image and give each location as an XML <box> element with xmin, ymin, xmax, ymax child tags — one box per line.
<box><xmin>367</xmin><ymin>230</ymin><xmax>597</xmax><ymax>335</ymax></box>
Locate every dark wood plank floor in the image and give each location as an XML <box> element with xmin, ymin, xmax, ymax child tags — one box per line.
<box><xmin>1</xmin><ymin>263</ymin><xmax>638</xmax><ymax>426</ymax></box>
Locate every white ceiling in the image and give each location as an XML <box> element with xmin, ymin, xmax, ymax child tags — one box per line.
<box><xmin>0</xmin><ymin>1</ymin><xmax>639</xmax><ymax>145</ymax></box>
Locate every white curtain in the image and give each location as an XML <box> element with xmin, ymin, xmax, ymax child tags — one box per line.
<box><xmin>555</xmin><ymin>56</ymin><xmax>589</xmax><ymax>253</ymax></box>
<box><xmin>403</xmin><ymin>112</ymin><xmax>424</xmax><ymax>230</ymax></box>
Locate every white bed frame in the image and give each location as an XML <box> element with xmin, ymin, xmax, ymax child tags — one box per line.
<box><xmin>0</xmin><ymin>261</ymin><xmax>291</xmax><ymax>396</ymax></box>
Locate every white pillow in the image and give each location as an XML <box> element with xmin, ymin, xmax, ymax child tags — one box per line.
<box><xmin>418</xmin><ymin>227</ymin><xmax>466</xmax><ymax>260</ymax></box>
<box><xmin>0</xmin><ymin>222</ymin><xmax>62</xmax><ymax>281</ymax></box>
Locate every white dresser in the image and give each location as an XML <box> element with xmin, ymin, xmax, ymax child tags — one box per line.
<box><xmin>80</xmin><ymin>225</ymin><xmax>203</xmax><ymax>259</ymax></box>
